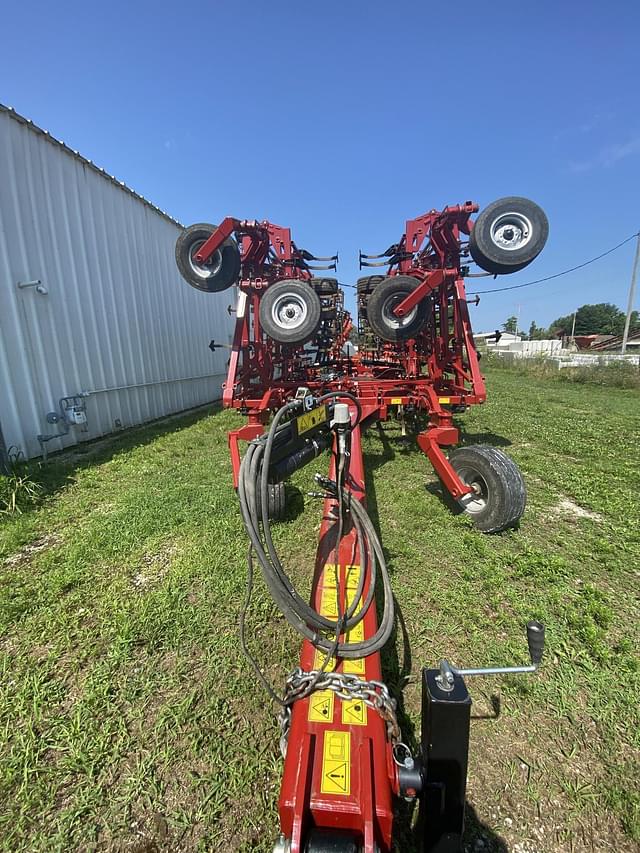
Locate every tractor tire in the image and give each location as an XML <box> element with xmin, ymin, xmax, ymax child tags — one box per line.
<box><xmin>469</xmin><ymin>197</ymin><xmax>549</xmax><ymax>275</ymax></box>
<box><xmin>444</xmin><ymin>445</ymin><xmax>526</xmax><ymax>533</ymax></box>
<box><xmin>365</xmin><ymin>275</ymin><xmax>427</xmax><ymax>342</ymax></box>
<box><xmin>311</xmin><ymin>277</ymin><xmax>339</xmax><ymax>295</ymax></box>
<box><xmin>175</xmin><ymin>223</ymin><xmax>241</xmax><ymax>292</ymax></box>
<box><xmin>356</xmin><ymin>275</ymin><xmax>384</xmax><ymax>295</ymax></box>
<box><xmin>256</xmin><ymin>482</ymin><xmax>287</xmax><ymax>521</ymax></box>
<box><xmin>259</xmin><ymin>280</ymin><xmax>322</xmax><ymax>345</ymax></box>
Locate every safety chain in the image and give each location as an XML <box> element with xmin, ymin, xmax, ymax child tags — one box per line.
<box><xmin>278</xmin><ymin>667</ymin><xmax>402</xmax><ymax>757</ymax></box>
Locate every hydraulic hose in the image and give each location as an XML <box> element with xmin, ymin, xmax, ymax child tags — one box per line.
<box><xmin>238</xmin><ymin>398</ymin><xmax>395</xmax><ymax>664</ymax></box>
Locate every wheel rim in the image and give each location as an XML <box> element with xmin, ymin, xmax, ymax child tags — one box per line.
<box><xmin>456</xmin><ymin>466</ymin><xmax>489</xmax><ymax>514</ymax></box>
<box><xmin>381</xmin><ymin>291</ymin><xmax>417</xmax><ymax>330</ymax></box>
<box><xmin>188</xmin><ymin>239</ymin><xmax>223</xmax><ymax>280</ymax></box>
<box><xmin>489</xmin><ymin>211</ymin><xmax>533</xmax><ymax>252</ymax></box>
<box><xmin>271</xmin><ymin>291</ymin><xmax>308</xmax><ymax>331</ymax></box>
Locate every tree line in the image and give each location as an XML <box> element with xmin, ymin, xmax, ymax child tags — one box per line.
<box><xmin>502</xmin><ymin>303</ymin><xmax>639</xmax><ymax>340</ymax></box>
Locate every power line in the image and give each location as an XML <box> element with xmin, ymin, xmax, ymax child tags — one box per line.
<box><xmin>340</xmin><ymin>231</ymin><xmax>640</xmax><ymax>296</ymax></box>
<box><xmin>467</xmin><ymin>231</ymin><xmax>640</xmax><ymax>295</ymax></box>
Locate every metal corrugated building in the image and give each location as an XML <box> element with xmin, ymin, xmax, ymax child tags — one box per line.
<box><xmin>0</xmin><ymin>104</ymin><xmax>234</xmax><ymax>462</ymax></box>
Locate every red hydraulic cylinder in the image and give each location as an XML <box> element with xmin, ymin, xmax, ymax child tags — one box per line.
<box><xmin>278</xmin><ymin>420</ymin><xmax>396</xmax><ymax>853</ymax></box>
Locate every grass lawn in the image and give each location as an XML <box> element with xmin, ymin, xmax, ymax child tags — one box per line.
<box><xmin>1</xmin><ymin>367</ymin><xmax>639</xmax><ymax>852</ymax></box>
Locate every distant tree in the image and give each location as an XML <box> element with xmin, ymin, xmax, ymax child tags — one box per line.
<box><xmin>503</xmin><ymin>315</ymin><xmax>518</xmax><ymax>334</ymax></box>
<box><xmin>548</xmin><ymin>303</ymin><xmax>639</xmax><ymax>337</ymax></box>
<box><xmin>527</xmin><ymin>321</ymin><xmax>548</xmax><ymax>340</ymax></box>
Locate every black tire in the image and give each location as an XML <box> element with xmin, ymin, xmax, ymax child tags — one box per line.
<box><xmin>444</xmin><ymin>445</ymin><xmax>526</xmax><ymax>533</ymax></box>
<box><xmin>175</xmin><ymin>223</ymin><xmax>241</xmax><ymax>292</ymax></box>
<box><xmin>357</xmin><ymin>275</ymin><xmax>384</xmax><ymax>295</ymax></box>
<box><xmin>366</xmin><ymin>275</ymin><xmax>427</xmax><ymax>342</ymax></box>
<box><xmin>259</xmin><ymin>280</ymin><xmax>322</xmax><ymax>345</ymax></box>
<box><xmin>256</xmin><ymin>482</ymin><xmax>287</xmax><ymax>520</ymax></box>
<box><xmin>310</xmin><ymin>277</ymin><xmax>339</xmax><ymax>295</ymax></box>
<box><xmin>469</xmin><ymin>197</ymin><xmax>548</xmax><ymax>276</ymax></box>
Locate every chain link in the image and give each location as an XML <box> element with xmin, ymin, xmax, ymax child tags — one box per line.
<box><xmin>278</xmin><ymin>667</ymin><xmax>402</xmax><ymax>756</ymax></box>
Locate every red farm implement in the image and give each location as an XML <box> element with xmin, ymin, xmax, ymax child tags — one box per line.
<box><xmin>175</xmin><ymin>197</ymin><xmax>549</xmax><ymax>852</ymax></box>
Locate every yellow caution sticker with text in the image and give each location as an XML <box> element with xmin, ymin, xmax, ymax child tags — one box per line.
<box><xmin>320</xmin><ymin>563</ymin><xmax>338</xmax><ymax>588</ymax></box>
<box><xmin>320</xmin><ymin>586</ymin><xmax>339</xmax><ymax>617</ymax></box>
<box><xmin>391</xmin><ymin>397</ymin><xmax>403</xmax><ymax>405</ymax></box>
<box><xmin>438</xmin><ymin>396</ymin><xmax>451</xmax><ymax>404</ymax></box>
<box><xmin>297</xmin><ymin>405</ymin><xmax>328</xmax><ymax>435</ymax></box>
<box><xmin>343</xmin><ymin>657</ymin><xmax>366</xmax><ymax>675</ymax></box>
<box><xmin>321</xmin><ymin>730</ymin><xmax>351</xmax><ymax>796</ymax></box>
<box><xmin>345</xmin><ymin>565</ymin><xmax>361</xmax><ymax>589</ymax></box>
<box><xmin>308</xmin><ymin>689</ymin><xmax>335</xmax><ymax>723</ymax></box>
<box><xmin>313</xmin><ymin>648</ymin><xmax>337</xmax><ymax>671</ymax></box>
<box><xmin>345</xmin><ymin>589</ymin><xmax>365</xmax><ymax>643</ymax></box>
<box><xmin>342</xmin><ymin>697</ymin><xmax>367</xmax><ymax>726</ymax></box>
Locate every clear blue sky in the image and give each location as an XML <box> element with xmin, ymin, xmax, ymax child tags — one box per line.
<box><xmin>2</xmin><ymin>0</ymin><xmax>639</xmax><ymax>332</ymax></box>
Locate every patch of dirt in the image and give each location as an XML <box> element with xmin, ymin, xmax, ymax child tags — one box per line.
<box><xmin>551</xmin><ymin>498</ymin><xmax>603</xmax><ymax>523</ymax></box>
<box><xmin>2</xmin><ymin>532</ymin><xmax>62</xmax><ymax>568</ymax></box>
<box><xmin>131</xmin><ymin>543</ymin><xmax>180</xmax><ymax>591</ymax></box>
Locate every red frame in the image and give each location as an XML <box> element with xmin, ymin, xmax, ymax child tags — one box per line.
<box><xmin>196</xmin><ymin>204</ymin><xmax>489</xmax><ymax>849</ymax></box>
<box><xmin>280</xmin><ymin>422</ymin><xmax>395</xmax><ymax>852</ymax></box>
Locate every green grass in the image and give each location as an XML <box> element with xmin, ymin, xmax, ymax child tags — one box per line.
<box><xmin>1</xmin><ymin>370</ymin><xmax>639</xmax><ymax>852</ymax></box>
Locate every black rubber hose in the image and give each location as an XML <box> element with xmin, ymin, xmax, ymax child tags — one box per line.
<box><xmin>258</xmin><ymin>404</ymin><xmax>369</xmax><ymax>633</ymax></box>
<box><xmin>238</xmin><ymin>399</ymin><xmax>394</xmax><ymax>659</ymax></box>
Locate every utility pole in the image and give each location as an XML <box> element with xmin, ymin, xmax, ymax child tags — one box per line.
<box><xmin>570</xmin><ymin>310</ymin><xmax>577</xmax><ymax>339</ymax></box>
<box><xmin>621</xmin><ymin>232</ymin><xmax>640</xmax><ymax>355</ymax></box>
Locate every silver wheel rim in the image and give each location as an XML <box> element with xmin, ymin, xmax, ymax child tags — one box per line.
<box><xmin>457</xmin><ymin>466</ymin><xmax>489</xmax><ymax>514</ymax></box>
<box><xmin>272</xmin><ymin>291</ymin><xmax>308</xmax><ymax>331</ymax></box>
<box><xmin>381</xmin><ymin>292</ymin><xmax>417</xmax><ymax>330</ymax></box>
<box><xmin>188</xmin><ymin>239</ymin><xmax>223</xmax><ymax>280</ymax></box>
<box><xmin>489</xmin><ymin>211</ymin><xmax>533</xmax><ymax>252</ymax></box>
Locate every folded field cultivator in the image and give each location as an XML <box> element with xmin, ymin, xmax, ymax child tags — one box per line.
<box><xmin>176</xmin><ymin>197</ymin><xmax>549</xmax><ymax>852</ymax></box>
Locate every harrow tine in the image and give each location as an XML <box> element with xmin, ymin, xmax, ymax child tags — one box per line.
<box><xmin>299</xmin><ymin>249</ymin><xmax>339</xmax><ymax>262</ymax></box>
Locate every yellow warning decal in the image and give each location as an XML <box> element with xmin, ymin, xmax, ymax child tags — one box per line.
<box><xmin>346</xmin><ymin>621</ymin><xmax>364</xmax><ymax>643</ymax></box>
<box><xmin>320</xmin><ymin>586</ymin><xmax>339</xmax><ymax>618</ymax></box>
<box><xmin>344</xmin><ymin>589</ymin><xmax>365</xmax><ymax>643</ymax></box>
<box><xmin>343</xmin><ymin>657</ymin><xmax>366</xmax><ymax>675</ymax></box>
<box><xmin>342</xmin><ymin>697</ymin><xmax>367</xmax><ymax>726</ymax></box>
<box><xmin>320</xmin><ymin>563</ymin><xmax>338</xmax><ymax>588</ymax></box>
<box><xmin>297</xmin><ymin>405</ymin><xmax>328</xmax><ymax>435</ymax></box>
<box><xmin>321</xmin><ymin>730</ymin><xmax>351</xmax><ymax>796</ymax></box>
<box><xmin>308</xmin><ymin>689</ymin><xmax>335</xmax><ymax>723</ymax></box>
<box><xmin>438</xmin><ymin>396</ymin><xmax>451</xmax><ymax>404</ymax></box>
<box><xmin>391</xmin><ymin>397</ymin><xmax>403</xmax><ymax>405</ymax></box>
<box><xmin>344</xmin><ymin>565</ymin><xmax>361</xmax><ymax>589</ymax></box>
<box><xmin>313</xmin><ymin>648</ymin><xmax>337</xmax><ymax>671</ymax></box>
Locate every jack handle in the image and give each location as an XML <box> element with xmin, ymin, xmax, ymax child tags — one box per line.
<box><xmin>436</xmin><ymin>621</ymin><xmax>545</xmax><ymax>692</ymax></box>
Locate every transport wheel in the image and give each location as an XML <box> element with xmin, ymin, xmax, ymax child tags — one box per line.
<box><xmin>256</xmin><ymin>481</ymin><xmax>287</xmax><ymax>520</ymax></box>
<box><xmin>444</xmin><ymin>445</ymin><xmax>526</xmax><ymax>533</ymax></box>
<box><xmin>175</xmin><ymin>223</ymin><xmax>241</xmax><ymax>292</ymax></box>
<box><xmin>366</xmin><ymin>275</ymin><xmax>427</xmax><ymax>342</ymax></box>
<box><xmin>259</xmin><ymin>280</ymin><xmax>322</xmax><ymax>344</ymax></box>
<box><xmin>311</xmin><ymin>277</ymin><xmax>339</xmax><ymax>295</ymax></box>
<box><xmin>469</xmin><ymin>197</ymin><xmax>549</xmax><ymax>275</ymax></box>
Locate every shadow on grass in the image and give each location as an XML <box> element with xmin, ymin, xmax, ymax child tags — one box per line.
<box><xmin>458</xmin><ymin>428</ymin><xmax>512</xmax><ymax>448</ymax></box>
<box><xmin>6</xmin><ymin>403</ymin><xmax>220</xmax><ymax>520</ymax></box>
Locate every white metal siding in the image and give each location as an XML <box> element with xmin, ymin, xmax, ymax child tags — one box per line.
<box><xmin>0</xmin><ymin>107</ymin><xmax>233</xmax><ymax>460</ymax></box>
